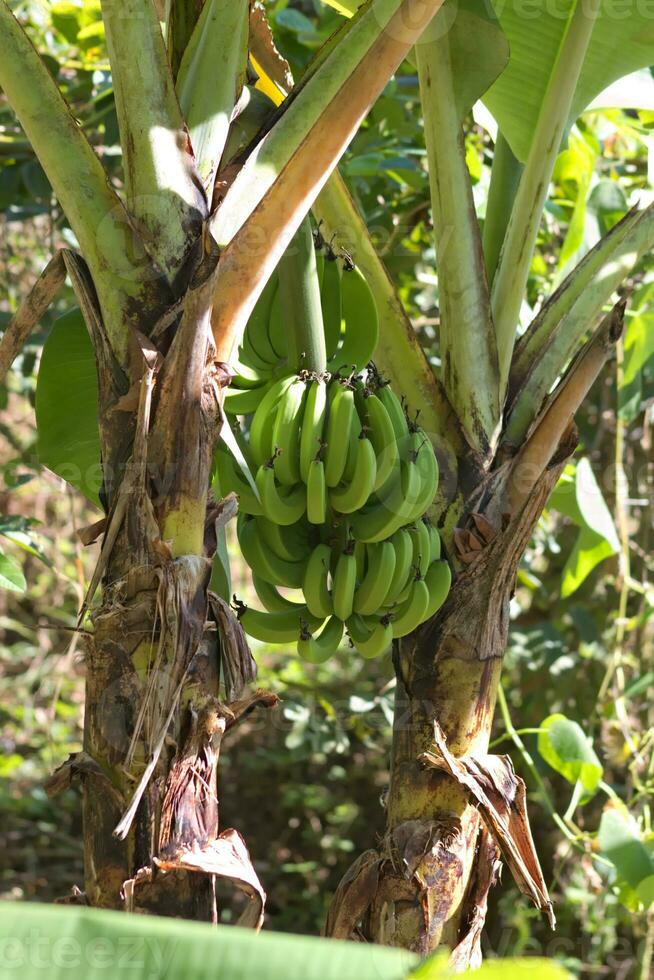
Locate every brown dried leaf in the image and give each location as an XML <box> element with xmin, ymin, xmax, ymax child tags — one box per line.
<box><xmin>77</xmin><ymin>518</ymin><xmax>106</xmax><ymax>546</ymax></box>
<box><xmin>224</xmin><ymin>689</ymin><xmax>280</xmax><ymax>729</ymax></box>
<box><xmin>449</xmin><ymin>827</ymin><xmax>502</xmax><ymax>971</ymax></box>
<box><xmin>208</xmin><ymin>592</ymin><xmax>256</xmax><ymax>700</ymax></box>
<box><xmin>154</xmin><ymin>828</ymin><xmax>265</xmax><ymax>930</ymax></box>
<box><xmin>420</xmin><ymin>722</ymin><xmax>555</xmax><ymax>928</ymax></box>
<box><xmin>471</xmin><ymin>512</ymin><xmax>497</xmax><ymax>545</ymax></box>
<box><xmin>324</xmin><ymin>849</ymin><xmax>380</xmax><ymax>939</ymax></box>
<box><xmin>249</xmin><ymin>1</ymin><xmax>293</xmax><ymax>93</ymax></box>
<box><xmin>45</xmin><ymin>751</ymin><xmax>124</xmax><ymax>810</ymax></box>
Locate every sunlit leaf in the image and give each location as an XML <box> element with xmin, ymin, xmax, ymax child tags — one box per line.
<box><xmin>35</xmin><ymin>309</ymin><xmax>102</xmax><ymax>506</ymax></box>
<box><xmin>0</xmin><ymin>550</ymin><xmax>26</xmax><ymax>593</ymax></box>
<box><xmin>538</xmin><ymin>713</ymin><xmax>603</xmax><ymax>795</ymax></box>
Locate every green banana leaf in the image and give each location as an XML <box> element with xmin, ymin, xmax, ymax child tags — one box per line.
<box><xmin>0</xmin><ymin>903</ymin><xmax>573</xmax><ymax>978</ymax></box>
<box><xmin>35</xmin><ymin>309</ymin><xmax>102</xmax><ymax>507</ymax></box>
<box><xmin>0</xmin><ymin>903</ymin><xmax>416</xmax><ymax>980</ymax></box>
<box><xmin>319</xmin><ymin>0</ymin><xmax>509</xmax><ymax>119</ymax></box>
<box><xmin>483</xmin><ymin>0</ymin><xmax>654</xmax><ymax>162</ymax></box>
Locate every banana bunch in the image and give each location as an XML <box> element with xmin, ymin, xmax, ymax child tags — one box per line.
<box><xmin>223</xmin><ymin>242</ymin><xmax>379</xmax><ymax>418</ymax></box>
<box><xmin>218</xmin><ymin>367</ymin><xmax>452</xmax><ymax>663</ymax></box>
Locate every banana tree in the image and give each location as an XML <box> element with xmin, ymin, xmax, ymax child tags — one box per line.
<box><xmin>1</xmin><ymin>0</ymin><xmax>653</xmax><ymax>967</ymax></box>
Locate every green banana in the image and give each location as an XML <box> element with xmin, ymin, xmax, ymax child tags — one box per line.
<box><xmin>252</xmin><ymin>573</ymin><xmax>307</xmax><ymax>614</ymax></box>
<box><xmin>237</xmin><ymin>603</ymin><xmax>319</xmax><ymax>645</ymax></box>
<box><xmin>324</xmin><ymin>382</ymin><xmax>356</xmax><ymax>487</ymax></box>
<box><xmin>408</xmin><ymin>519</ymin><xmax>431</xmax><ymax>578</ymax></box>
<box><xmin>272</xmin><ymin>377</ymin><xmax>307</xmax><ymax>485</ymax></box>
<box><xmin>321</xmin><ymin>254</ymin><xmax>342</xmax><ymax>359</ymax></box>
<box><xmin>303</xmin><ymin>543</ymin><xmax>334</xmax><ymax>618</ymax></box>
<box><xmin>341</xmin><ymin>407</ymin><xmax>361</xmax><ymax>484</ymax></box>
<box><xmin>332</xmin><ymin>547</ymin><xmax>357</xmax><ymax>621</ymax></box>
<box><xmin>404</xmin><ymin>429</ymin><xmax>439</xmax><ymax>523</ymax></box>
<box><xmin>423</xmin><ymin>560</ymin><xmax>452</xmax><ymax>620</ymax></box>
<box><xmin>243</xmin><ymin>274</ymin><xmax>280</xmax><ymax>367</ymax></box>
<box><xmin>297</xmin><ymin>616</ymin><xmax>344</xmax><ymax>664</ymax></box>
<box><xmin>230</xmin><ymin>352</ymin><xmax>271</xmax><ymax>390</ymax></box>
<box><xmin>376</xmin><ymin>383</ymin><xmax>409</xmax><ymax>441</ymax></box>
<box><xmin>257</xmin><ymin>515</ymin><xmax>311</xmax><ymax>563</ymax></box>
<box><xmin>299</xmin><ymin>378</ymin><xmax>328</xmax><ymax>483</ymax></box>
<box><xmin>215</xmin><ymin>448</ymin><xmax>263</xmax><ymax>517</ymax></box>
<box><xmin>237</xmin><ymin>516</ymin><xmax>305</xmax><ymax>588</ymax></box>
<box><xmin>223</xmin><ymin>380</ymin><xmax>271</xmax><ymax>416</ymax></box>
<box><xmin>307</xmin><ymin>457</ymin><xmax>328</xmax><ymax>525</ymax></box>
<box><xmin>240</xmin><ymin>331</ymin><xmax>274</xmax><ymax>374</ymax></box>
<box><xmin>329</xmin><ymin>265</ymin><xmax>379</xmax><ymax>373</ymax></box>
<box><xmin>426</xmin><ymin>519</ymin><xmax>441</xmax><ymax>562</ymax></box>
<box><xmin>390</xmin><ymin>576</ymin><xmax>430</xmax><ymax>639</ymax></box>
<box><xmin>352</xmin><ymin>457</ymin><xmax>421</xmax><ymax>543</ymax></box>
<box><xmin>362</xmin><ymin>389</ymin><xmax>399</xmax><ymax>490</ymax></box>
<box><xmin>384</xmin><ymin>528</ymin><xmax>413</xmax><ymax>606</ymax></box>
<box><xmin>354</xmin><ymin>540</ymin><xmax>396</xmax><ymax>616</ymax></box>
<box><xmin>267</xmin><ymin>281</ymin><xmax>287</xmax><ymax>361</ymax></box>
<box><xmin>347</xmin><ymin>614</ymin><xmax>393</xmax><ymax>659</ymax></box>
<box><xmin>256</xmin><ymin>462</ymin><xmax>307</xmax><ymax>526</ymax></box>
<box><xmin>249</xmin><ymin>374</ymin><xmax>295</xmax><ymax>467</ymax></box>
<box><xmin>329</xmin><ymin>435</ymin><xmax>377</xmax><ymax>514</ymax></box>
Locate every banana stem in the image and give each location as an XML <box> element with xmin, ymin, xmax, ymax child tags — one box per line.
<box><xmin>278</xmin><ymin>216</ymin><xmax>327</xmax><ymax>374</ymax></box>
<box><xmin>482</xmin><ymin>132</ymin><xmax>523</xmax><ymax>286</ymax></box>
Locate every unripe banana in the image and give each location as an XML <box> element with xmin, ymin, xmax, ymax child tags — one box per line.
<box><xmin>408</xmin><ymin>520</ymin><xmax>431</xmax><ymax>578</ymax></box>
<box><xmin>423</xmin><ymin>560</ymin><xmax>452</xmax><ymax>619</ymax></box>
<box><xmin>256</xmin><ymin>462</ymin><xmax>307</xmax><ymax>526</ymax></box>
<box><xmin>426</xmin><ymin>519</ymin><xmax>441</xmax><ymax>562</ymax></box>
<box><xmin>224</xmin><ymin>380</ymin><xmax>271</xmax><ymax>416</ymax></box>
<box><xmin>242</xmin><ymin>274</ymin><xmax>280</xmax><ymax>367</ymax></box>
<box><xmin>237</xmin><ymin>603</ymin><xmax>319</xmax><ymax>644</ymax></box>
<box><xmin>272</xmin><ymin>377</ymin><xmax>307</xmax><ymax>486</ymax></box>
<box><xmin>249</xmin><ymin>374</ymin><xmax>295</xmax><ymax>467</ymax></box>
<box><xmin>258</xmin><ymin>515</ymin><xmax>311</xmax><ymax>563</ymax></box>
<box><xmin>230</xmin><ymin>353</ymin><xmax>271</xmax><ymax>390</ymax></box>
<box><xmin>347</xmin><ymin>614</ymin><xmax>393</xmax><ymax>659</ymax></box>
<box><xmin>329</xmin><ymin>265</ymin><xmax>379</xmax><ymax>373</ymax></box>
<box><xmin>237</xmin><ymin>516</ymin><xmax>305</xmax><ymax>588</ymax></box>
<box><xmin>325</xmin><ymin>382</ymin><xmax>355</xmax><ymax>487</ymax></box>
<box><xmin>376</xmin><ymin>383</ymin><xmax>409</xmax><ymax>441</ymax></box>
<box><xmin>252</xmin><ymin>573</ymin><xmax>306</xmax><ymax>613</ymax></box>
<box><xmin>354</xmin><ymin>540</ymin><xmax>396</xmax><ymax>616</ymax></box>
<box><xmin>297</xmin><ymin>616</ymin><xmax>344</xmax><ymax>664</ymax></box>
<box><xmin>307</xmin><ymin>457</ymin><xmax>327</xmax><ymax>525</ymax></box>
<box><xmin>299</xmin><ymin>378</ymin><xmax>328</xmax><ymax>483</ymax></box>
<box><xmin>404</xmin><ymin>429</ymin><xmax>439</xmax><ymax>523</ymax></box>
<box><xmin>240</xmin><ymin>331</ymin><xmax>274</xmax><ymax>374</ymax></box>
<box><xmin>361</xmin><ymin>390</ymin><xmax>399</xmax><ymax>491</ymax></box>
<box><xmin>321</xmin><ymin>254</ymin><xmax>343</xmax><ymax>359</ymax></box>
<box><xmin>332</xmin><ymin>547</ymin><xmax>357</xmax><ymax>621</ymax></box>
<box><xmin>267</xmin><ymin>282</ymin><xmax>287</xmax><ymax>361</ymax></box>
<box><xmin>352</xmin><ymin>457</ymin><xmax>420</xmax><ymax>543</ymax></box>
<box><xmin>215</xmin><ymin>448</ymin><xmax>263</xmax><ymax>517</ymax></box>
<box><xmin>341</xmin><ymin>407</ymin><xmax>361</xmax><ymax>484</ymax></box>
<box><xmin>384</xmin><ymin>528</ymin><xmax>414</xmax><ymax>606</ymax></box>
<box><xmin>330</xmin><ymin>435</ymin><xmax>377</xmax><ymax>514</ymax></box>
<box><xmin>390</xmin><ymin>576</ymin><xmax>430</xmax><ymax>638</ymax></box>
<box><xmin>303</xmin><ymin>543</ymin><xmax>334</xmax><ymax>618</ymax></box>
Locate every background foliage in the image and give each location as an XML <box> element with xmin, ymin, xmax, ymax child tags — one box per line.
<box><xmin>1</xmin><ymin>0</ymin><xmax>653</xmax><ymax>976</ymax></box>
